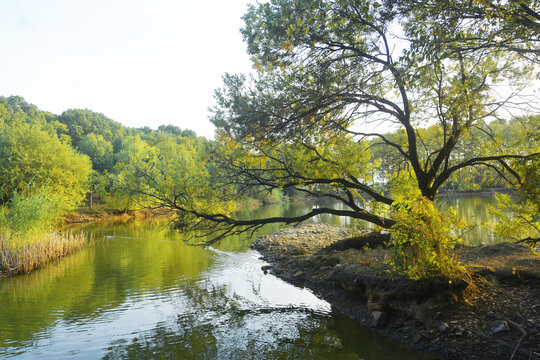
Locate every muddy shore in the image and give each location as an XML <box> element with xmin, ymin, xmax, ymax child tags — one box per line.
<box><xmin>251</xmin><ymin>224</ymin><xmax>540</xmax><ymax>360</ymax></box>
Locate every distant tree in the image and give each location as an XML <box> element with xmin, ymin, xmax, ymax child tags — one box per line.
<box><xmin>100</xmin><ymin>136</ymin><xmax>157</xmax><ymax>212</ymax></box>
<box><xmin>0</xmin><ymin>122</ymin><xmax>92</xmax><ymax>208</ymax></box>
<box><xmin>0</xmin><ymin>96</ymin><xmax>56</xmax><ymax>131</ymax></box>
<box><xmin>181</xmin><ymin>129</ymin><xmax>197</xmax><ymax>139</ymax></box>
<box><xmin>57</xmin><ymin>109</ymin><xmax>126</xmax><ymax>147</ymax></box>
<box><xmin>137</xmin><ymin>126</ymin><xmax>154</xmax><ymax>135</ymax></box>
<box><xmin>78</xmin><ymin>133</ymin><xmax>115</xmax><ymax>173</ymax></box>
<box><xmin>158</xmin><ymin>124</ymin><xmax>183</xmax><ymax>136</ymax></box>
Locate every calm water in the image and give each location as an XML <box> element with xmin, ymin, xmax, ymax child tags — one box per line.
<box><xmin>0</xmin><ymin>196</ymin><xmax>497</xmax><ymax>359</ymax></box>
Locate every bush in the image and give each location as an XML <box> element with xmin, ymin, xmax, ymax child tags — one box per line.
<box><xmin>387</xmin><ymin>194</ymin><xmax>468</xmax><ymax>280</ymax></box>
<box><xmin>0</xmin><ymin>185</ymin><xmax>60</xmax><ymax>237</ymax></box>
<box><xmin>0</xmin><ymin>185</ymin><xmax>88</xmax><ymax>275</ymax></box>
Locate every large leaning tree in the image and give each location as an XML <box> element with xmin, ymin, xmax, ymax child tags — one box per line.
<box><xmin>132</xmin><ymin>0</ymin><xmax>539</xmax><ymax>245</ymax></box>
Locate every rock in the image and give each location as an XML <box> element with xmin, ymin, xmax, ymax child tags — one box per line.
<box><xmin>412</xmin><ymin>334</ymin><xmax>422</xmax><ymax>343</ymax></box>
<box><xmin>293</xmin><ymin>271</ymin><xmax>304</xmax><ymax>277</ymax></box>
<box><xmin>261</xmin><ymin>265</ymin><xmax>272</xmax><ymax>274</ymax></box>
<box><xmin>438</xmin><ymin>322</ymin><xmax>449</xmax><ymax>333</ymax></box>
<box><xmin>491</xmin><ymin>321</ymin><xmax>509</xmax><ymax>334</ymax></box>
<box><xmin>371</xmin><ymin>311</ymin><xmax>387</xmax><ymax>328</ymax></box>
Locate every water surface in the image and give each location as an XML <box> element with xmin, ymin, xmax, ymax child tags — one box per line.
<box><xmin>1</xmin><ymin>196</ymin><xmax>497</xmax><ymax>359</ymax></box>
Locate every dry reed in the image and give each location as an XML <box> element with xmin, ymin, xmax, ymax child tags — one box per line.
<box><xmin>0</xmin><ymin>231</ymin><xmax>88</xmax><ymax>276</ymax></box>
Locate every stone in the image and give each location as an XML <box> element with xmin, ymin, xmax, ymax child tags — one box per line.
<box><xmin>293</xmin><ymin>271</ymin><xmax>304</xmax><ymax>277</ymax></box>
<box><xmin>261</xmin><ymin>265</ymin><xmax>272</xmax><ymax>274</ymax></box>
<box><xmin>412</xmin><ymin>334</ymin><xmax>422</xmax><ymax>343</ymax></box>
<box><xmin>438</xmin><ymin>322</ymin><xmax>449</xmax><ymax>333</ymax></box>
<box><xmin>371</xmin><ymin>311</ymin><xmax>387</xmax><ymax>328</ymax></box>
<box><xmin>491</xmin><ymin>321</ymin><xmax>509</xmax><ymax>334</ymax></box>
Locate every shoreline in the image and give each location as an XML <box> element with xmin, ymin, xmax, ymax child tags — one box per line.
<box><xmin>251</xmin><ymin>224</ymin><xmax>540</xmax><ymax>360</ymax></box>
<box><xmin>60</xmin><ymin>207</ymin><xmax>174</xmax><ymax>225</ymax></box>
<box><xmin>60</xmin><ymin>189</ymin><xmax>508</xmax><ymax>225</ymax></box>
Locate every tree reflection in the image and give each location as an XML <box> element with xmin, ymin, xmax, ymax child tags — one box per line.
<box><xmin>102</xmin><ymin>281</ymin><xmax>431</xmax><ymax>360</ymax></box>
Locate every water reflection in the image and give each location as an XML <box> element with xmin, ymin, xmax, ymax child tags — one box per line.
<box><xmin>233</xmin><ymin>196</ymin><xmax>500</xmax><ymax>245</ymax></box>
<box><xmin>0</xmin><ymin>196</ymin><xmax>496</xmax><ymax>359</ymax></box>
<box><xmin>442</xmin><ymin>195</ymin><xmax>498</xmax><ymax>244</ymax></box>
<box><xmin>100</xmin><ymin>271</ymin><xmax>431</xmax><ymax>360</ymax></box>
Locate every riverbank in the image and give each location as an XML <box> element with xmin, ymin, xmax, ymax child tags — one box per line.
<box><xmin>60</xmin><ymin>207</ymin><xmax>174</xmax><ymax>224</ymax></box>
<box><xmin>251</xmin><ymin>224</ymin><xmax>540</xmax><ymax>360</ymax></box>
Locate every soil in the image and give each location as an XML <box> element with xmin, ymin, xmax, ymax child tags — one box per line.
<box><xmin>251</xmin><ymin>224</ymin><xmax>540</xmax><ymax>360</ymax></box>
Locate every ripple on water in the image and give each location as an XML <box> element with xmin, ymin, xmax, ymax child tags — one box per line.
<box><xmin>1</xmin><ymin>215</ymin><xmax>435</xmax><ymax>360</ymax></box>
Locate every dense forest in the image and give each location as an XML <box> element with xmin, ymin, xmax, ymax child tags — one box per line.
<box><xmin>0</xmin><ymin>95</ymin><xmax>293</xmax><ymax>214</ymax></box>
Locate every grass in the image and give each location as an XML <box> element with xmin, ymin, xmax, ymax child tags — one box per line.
<box><xmin>0</xmin><ymin>231</ymin><xmax>88</xmax><ymax>276</ymax></box>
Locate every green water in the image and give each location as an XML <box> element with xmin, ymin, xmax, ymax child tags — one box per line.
<box><xmin>0</xmin><ymin>196</ymin><xmax>497</xmax><ymax>359</ymax></box>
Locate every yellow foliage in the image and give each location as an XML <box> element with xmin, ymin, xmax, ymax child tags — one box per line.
<box><xmin>387</xmin><ymin>193</ymin><xmax>468</xmax><ymax>280</ymax></box>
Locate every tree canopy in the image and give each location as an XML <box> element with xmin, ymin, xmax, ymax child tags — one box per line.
<box><xmin>0</xmin><ymin>113</ymin><xmax>92</xmax><ymax>209</ymax></box>
<box><xmin>136</xmin><ymin>0</ymin><xmax>539</xmax><ymax>244</ymax></box>
<box><xmin>0</xmin><ymin>96</ymin><xmax>210</xmax><ymax>213</ymax></box>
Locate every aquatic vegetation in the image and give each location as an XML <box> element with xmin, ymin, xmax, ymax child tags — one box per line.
<box><xmin>0</xmin><ymin>231</ymin><xmax>87</xmax><ymax>275</ymax></box>
<box><xmin>0</xmin><ymin>185</ymin><xmax>89</xmax><ymax>276</ymax></box>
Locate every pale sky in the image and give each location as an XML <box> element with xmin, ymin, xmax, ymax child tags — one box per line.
<box><xmin>0</xmin><ymin>0</ymin><xmax>254</xmax><ymax>139</ymax></box>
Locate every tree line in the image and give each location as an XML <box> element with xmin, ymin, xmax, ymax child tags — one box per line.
<box><xmin>0</xmin><ymin>94</ymin><xmax>536</xmax><ymax>215</ymax></box>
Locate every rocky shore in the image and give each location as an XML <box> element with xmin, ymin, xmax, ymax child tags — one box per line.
<box><xmin>251</xmin><ymin>224</ymin><xmax>540</xmax><ymax>360</ymax></box>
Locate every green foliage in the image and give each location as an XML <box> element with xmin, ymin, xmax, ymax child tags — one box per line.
<box><xmin>78</xmin><ymin>133</ymin><xmax>114</xmax><ymax>172</ymax></box>
<box><xmin>487</xmin><ymin>118</ymin><xmax>539</xmax><ymax>244</ymax></box>
<box><xmin>387</xmin><ymin>193</ymin><xmax>468</xmax><ymax>280</ymax></box>
<box><xmin>0</xmin><ymin>185</ymin><xmax>60</xmax><ymax>237</ymax></box>
<box><xmin>0</xmin><ymin>96</ymin><xmax>212</xmax><ymax>214</ymax></box>
<box><xmin>157</xmin><ymin>124</ymin><xmax>197</xmax><ymax>139</ymax></box>
<box><xmin>125</xmin><ymin>135</ymin><xmax>234</xmax><ymax>215</ymax></box>
<box><xmin>98</xmin><ymin>135</ymin><xmax>155</xmax><ymax>211</ymax></box>
<box><xmin>0</xmin><ymin>118</ymin><xmax>92</xmax><ymax>209</ymax></box>
<box><xmin>395</xmin><ymin>0</ymin><xmax>540</xmax><ymax>65</ymax></box>
<box><xmin>490</xmin><ymin>193</ymin><xmax>539</xmax><ymax>244</ymax></box>
<box><xmin>0</xmin><ymin>96</ymin><xmax>57</xmax><ymax>134</ymax></box>
<box><xmin>56</xmin><ymin>109</ymin><xmax>127</xmax><ymax>147</ymax></box>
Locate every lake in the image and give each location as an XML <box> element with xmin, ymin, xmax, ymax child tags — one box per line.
<box><xmin>0</xmin><ymin>195</ymin><xmax>498</xmax><ymax>359</ymax></box>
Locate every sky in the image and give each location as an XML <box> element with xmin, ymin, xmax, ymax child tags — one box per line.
<box><xmin>0</xmin><ymin>0</ymin><xmax>255</xmax><ymax>139</ymax></box>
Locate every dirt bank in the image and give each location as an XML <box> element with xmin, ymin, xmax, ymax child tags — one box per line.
<box><xmin>251</xmin><ymin>224</ymin><xmax>540</xmax><ymax>360</ymax></box>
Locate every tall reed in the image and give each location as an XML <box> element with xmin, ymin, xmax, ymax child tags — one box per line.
<box><xmin>0</xmin><ymin>231</ymin><xmax>87</xmax><ymax>275</ymax></box>
<box><xmin>1</xmin><ymin>184</ymin><xmax>89</xmax><ymax>276</ymax></box>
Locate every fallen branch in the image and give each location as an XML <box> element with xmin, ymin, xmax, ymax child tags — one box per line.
<box><xmin>508</xmin><ymin>320</ymin><xmax>527</xmax><ymax>360</ymax></box>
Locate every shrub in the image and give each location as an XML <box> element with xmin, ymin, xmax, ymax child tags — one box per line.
<box><xmin>0</xmin><ymin>184</ymin><xmax>60</xmax><ymax>236</ymax></box>
<box><xmin>0</xmin><ymin>185</ymin><xmax>88</xmax><ymax>275</ymax></box>
<box><xmin>387</xmin><ymin>194</ymin><xmax>468</xmax><ymax>280</ymax></box>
